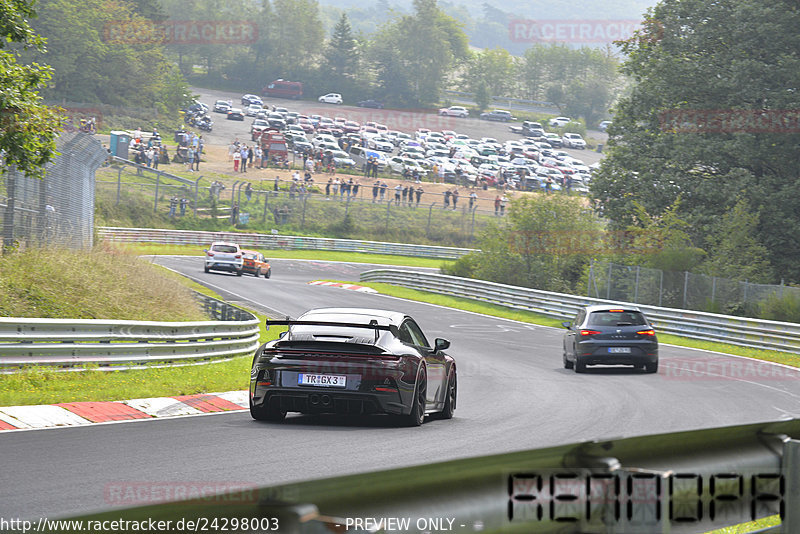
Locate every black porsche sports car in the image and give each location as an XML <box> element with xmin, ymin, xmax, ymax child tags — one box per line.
<box><xmin>249</xmin><ymin>308</ymin><xmax>457</xmax><ymax>426</ymax></box>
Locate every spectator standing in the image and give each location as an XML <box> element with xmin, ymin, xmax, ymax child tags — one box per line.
<box><xmin>274</xmin><ymin>176</ymin><xmax>280</xmax><ymax>191</ymax></box>
<box><xmin>352</xmin><ymin>180</ymin><xmax>360</xmax><ymax>198</ymax></box>
<box><xmin>379</xmin><ymin>181</ymin><xmax>387</xmax><ymax>201</ymax></box>
<box><xmin>245</xmin><ymin>183</ymin><xmax>253</xmax><ymax>201</ymax></box>
<box><xmin>179</xmin><ymin>197</ymin><xmax>188</xmax><ymax>216</ymax></box>
<box><xmin>451</xmin><ymin>188</ymin><xmax>459</xmax><ymax>210</ymax></box>
<box><xmin>415</xmin><ymin>186</ymin><xmax>423</xmax><ymax>206</ymax></box>
<box><xmin>254</xmin><ymin>146</ymin><xmax>262</xmax><ymax>168</ymax></box>
<box><xmin>394</xmin><ymin>184</ymin><xmax>402</xmax><ymax>204</ymax></box>
<box><xmin>185</xmin><ymin>147</ymin><xmax>194</xmax><ymax>172</ymax></box>
<box><xmin>401</xmin><ymin>185</ymin><xmax>409</xmax><ymax>205</ymax></box>
<box><xmin>500</xmin><ymin>194</ymin><xmax>508</xmax><ymax>215</ymax></box>
<box><xmin>443</xmin><ymin>189</ymin><xmax>451</xmax><ymax>209</ymax></box>
<box><xmin>233</xmin><ymin>150</ymin><xmax>241</xmax><ymax>172</ymax></box>
<box><xmin>325</xmin><ymin>178</ymin><xmax>332</xmax><ymax>199</ymax></box>
<box><xmin>332</xmin><ymin>178</ymin><xmax>340</xmax><ymax>197</ymax></box>
<box><xmin>247</xmin><ymin>145</ymin><xmax>254</xmax><ymax>169</ymax></box>
<box><xmin>372</xmin><ymin>181</ymin><xmax>379</xmax><ymax>202</ymax></box>
<box><xmin>469</xmin><ymin>190</ymin><xmax>477</xmax><ymax>210</ymax></box>
<box><xmin>169</xmin><ymin>196</ymin><xmax>178</xmax><ymax>217</ymax></box>
<box><xmin>494</xmin><ymin>195</ymin><xmax>501</xmax><ymax>215</ymax></box>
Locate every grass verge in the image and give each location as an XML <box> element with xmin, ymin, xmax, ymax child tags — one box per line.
<box><xmin>704</xmin><ymin>514</ymin><xmax>780</xmax><ymax>533</ymax></box>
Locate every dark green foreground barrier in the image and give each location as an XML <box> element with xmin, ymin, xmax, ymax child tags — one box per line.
<box><xmin>62</xmin><ymin>418</ymin><xmax>800</xmax><ymax>533</ymax></box>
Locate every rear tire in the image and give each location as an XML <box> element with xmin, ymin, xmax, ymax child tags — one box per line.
<box><xmin>204</xmin><ymin>265</ymin><xmax>209</xmax><ymax>273</ymax></box>
<box><xmin>402</xmin><ymin>368</ymin><xmax>426</xmax><ymax>427</ymax></box>
<box><xmin>563</xmin><ymin>351</ymin><xmax>574</xmax><ymax>369</ymax></box>
<box><xmin>264</xmin><ymin>269</ymin><xmax>271</xmax><ymax>279</ymax></box>
<box><xmin>645</xmin><ymin>361</ymin><xmax>659</xmax><ymax>374</ymax></box>
<box><xmin>236</xmin><ymin>269</ymin><xmax>243</xmax><ymax>277</ymax></box>
<box><xmin>439</xmin><ymin>369</ymin><xmax>456</xmax><ymax>420</ymax></box>
<box><xmin>574</xmin><ymin>358</ymin><xmax>586</xmax><ymax>373</ymax></box>
<box><xmin>250</xmin><ymin>398</ymin><xmax>286</xmax><ymax>422</ymax></box>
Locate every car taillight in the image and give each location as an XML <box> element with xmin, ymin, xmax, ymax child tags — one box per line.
<box><xmin>207</xmin><ymin>252</ymin><xmax>214</xmax><ymax>257</ymax></box>
<box><xmin>235</xmin><ymin>254</ymin><xmax>241</xmax><ymax>259</ymax></box>
<box><xmin>580</xmin><ymin>330</ymin><xmax>601</xmax><ymax>336</ymax></box>
<box><xmin>637</xmin><ymin>330</ymin><xmax>656</xmax><ymax>336</ymax></box>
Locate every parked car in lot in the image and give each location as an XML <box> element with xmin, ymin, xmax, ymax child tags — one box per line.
<box><xmin>325</xmin><ymin>149</ymin><xmax>356</xmax><ymax>168</ymax></box>
<box><xmin>246</xmin><ymin>104</ymin><xmax>263</xmax><ymax>117</ymax></box>
<box><xmin>318</xmin><ymin>93</ymin><xmax>343</xmax><ymax>104</ymax></box>
<box><xmin>227</xmin><ymin>108</ymin><xmax>245</xmax><ymax>121</ymax></box>
<box><xmin>204</xmin><ymin>242</ymin><xmax>243</xmax><ymax>275</ymax></box>
<box><xmin>438</xmin><ymin>106</ymin><xmax>469</xmax><ymax>118</ymax></box>
<box><xmin>213</xmin><ymin>100</ymin><xmax>232</xmax><ymax>113</ymax></box>
<box><xmin>357</xmin><ymin>99</ymin><xmax>385</xmax><ymax>109</ymax></box>
<box><xmin>241</xmin><ymin>94</ymin><xmax>263</xmax><ymax>106</ymax></box>
<box><xmin>480</xmin><ymin>109</ymin><xmax>515</xmax><ymax>122</ymax></box>
<box><xmin>242</xmin><ymin>250</ymin><xmax>271</xmax><ymax>278</ymax></box>
<box><xmin>548</xmin><ymin>116</ymin><xmax>572</xmax><ymax>128</ymax></box>
<box><xmin>249</xmin><ymin>307</ymin><xmax>457</xmax><ymax>425</ymax></box>
<box><xmin>562</xmin><ymin>133</ymin><xmax>587</xmax><ymax>149</ymax></box>
<box><xmin>598</xmin><ymin>120</ymin><xmax>612</xmax><ymax>132</ymax></box>
<box><xmin>543</xmin><ymin>133</ymin><xmax>562</xmax><ymax>147</ymax></box>
<box><xmin>562</xmin><ymin>305</ymin><xmax>659</xmax><ymax>373</ymax></box>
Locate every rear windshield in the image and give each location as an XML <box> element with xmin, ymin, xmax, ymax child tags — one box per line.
<box><xmin>211</xmin><ymin>244</ymin><xmax>238</xmax><ymax>253</ymax></box>
<box><xmin>587</xmin><ymin>311</ymin><xmax>647</xmax><ymax>327</ymax></box>
<box><xmin>243</xmin><ymin>253</ymin><xmax>257</xmax><ymax>259</ymax></box>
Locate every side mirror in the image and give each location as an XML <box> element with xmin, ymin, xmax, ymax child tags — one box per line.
<box><xmin>561</xmin><ymin>321</ymin><xmax>571</xmax><ymax>328</ymax></box>
<box><xmin>203</xmin><ymin>249</ymin><xmax>208</xmax><ymax>253</ymax></box>
<box><xmin>435</xmin><ymin>338</ymin><xmax>450</xmax><ymax>351</ymax></box>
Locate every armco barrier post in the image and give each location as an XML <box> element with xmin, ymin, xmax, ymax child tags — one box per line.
<box><xmin>784</xmin><ymin>439</ymin><xmax>800</xmax><ymax>533</ymax></box>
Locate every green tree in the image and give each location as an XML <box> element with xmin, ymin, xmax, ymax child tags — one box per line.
<box><xmin>460</xmin><ymin>47</ymin><xmax>515</xmax><ymax>98</ymax></box>
<box><xmin>701</xmin><ymin>199</ymin><xmax>773</xmax><ymax>283</ymax></box>
<box><xmin>591</xmin><ymin>0</ymin><xmax>800</xmax><ymax>282</ymax></box>
<box><xmin>0</xmin><ymin>0</ymin><xmax>60</xmax><ymax>179</ymax></box>
<box><xmin>444</xmin><ymin>195</ymin><xmax>600</xmax><ymax>292</ymax></box>
<box><xmin>368</xmin><ymin>0</ymin><xmax>468</xmax><ymax>106</ymax></box>
<box><xmin>323</xmin><ymin>13</ymin><xmax>359</xmax><ymax>90</ymax></box>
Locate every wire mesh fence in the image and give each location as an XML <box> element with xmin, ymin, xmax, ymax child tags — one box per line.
<box><xmin>95</xmin><ymin>163</ymin><xmax>506</xmax><ymax>246</ymax></box>
<box><xmin>588</xmin><ymin>260</ymin><xmax>799</xmax><ymax>316</ymax></box>
<box><xmin>1</xmin><ymin>132</ymin><xmax>108</xmax><ymax>251</ymax></box>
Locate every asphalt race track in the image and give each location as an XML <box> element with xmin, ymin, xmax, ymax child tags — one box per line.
<box><xmin>2</xmin><ymin>257</ymin><xmax>800</xmax><ymax>521</ymax></box>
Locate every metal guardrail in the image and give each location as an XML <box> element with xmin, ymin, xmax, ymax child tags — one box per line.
<box><xmin>0</xmin><ymin>294</ymin><xmax>260</xmax><ymax>371</ymax></box>
<box><xmin>98</xmin><ymin>226</ymin><xmax>474</xmax><ymax>260</ymax></box>
<box><xmin>359</xmin><ymin>269</ymin><xmax>800</xmax><ymax>354</ymax></box>
<box><xmin>67</xmin><ymin>418</ymin><xmax>800</xmax><ymax>533</ymax></box>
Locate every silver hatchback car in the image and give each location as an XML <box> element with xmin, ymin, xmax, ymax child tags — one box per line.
<box><xmin>204</xmin><ymin>242</ymin><xmax>244</xmax><ymax>276</ymax></box>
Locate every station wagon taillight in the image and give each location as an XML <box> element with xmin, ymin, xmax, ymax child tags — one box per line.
<box><xmin>580</xmin><ymin>330</ymin><xmax>601</xmax><ymax>336</ymax></box>
<box><xmin>637</xmin><ymin>329</ymin><xmax>656</xmax><ymax>336</ymax></box>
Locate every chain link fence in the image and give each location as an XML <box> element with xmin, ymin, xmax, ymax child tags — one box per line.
<box><xmin>1</xmin><ymin>132</ymin><xmax>108</xmax><ymax>251</ymax></box>
<box><xmin>95</xmin><ymin>165</ymin><xmax>505</xmax><ymax>246</ymax></box>
<box><xmin>588</xmin><ymin>260</ymin><xmax>799</xmax><ymax>316</ymax></box>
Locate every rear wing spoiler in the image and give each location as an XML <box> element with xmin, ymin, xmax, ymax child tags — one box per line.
<box><xmin>266</xmin><ymin>319</ymin><xmax>398</xmax><ymax>343</ymax></box>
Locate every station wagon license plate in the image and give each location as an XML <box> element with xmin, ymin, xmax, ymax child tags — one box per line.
<box><xmin>298</xmin><ymin>374</ymin><xmax>347</xmax><ymax>387</ymax></box>
<box><xmin>608</xmin><ymin>347</ymin><xmax>631</xmax><ymax>354</ymax></box>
